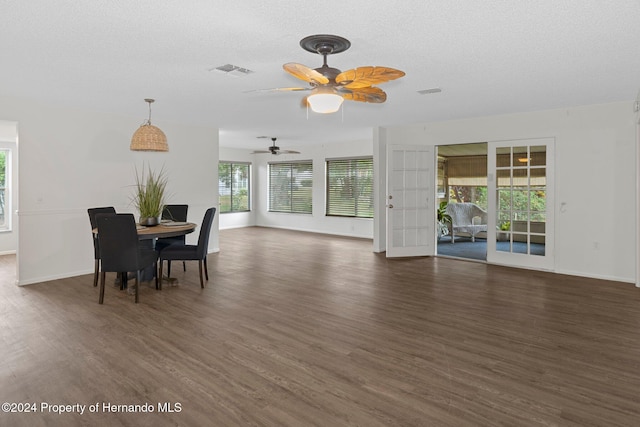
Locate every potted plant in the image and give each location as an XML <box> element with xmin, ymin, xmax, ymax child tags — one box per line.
<box><xmin>437</xmin><ymin>201</ymin><xmax>452</xmax><ymax>239</ymax></box>
<box><xmin>497</xmin><ymin>220</ymin><xmax>511</xmax><ymax>241</ymax></box>
<box><xmin>132</xmin><ymin>164</ymin><xmax>168</xmax><ymax>226</ymax></box>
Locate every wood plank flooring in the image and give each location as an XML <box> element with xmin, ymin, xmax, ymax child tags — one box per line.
<box><xmin>1</xmin><ymin>226</ymin><xmax>640</xmax><ymax>426</ymax></box>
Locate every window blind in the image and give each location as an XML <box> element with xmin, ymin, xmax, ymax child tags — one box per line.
<box><xmin>268</xmin><ymin>161</ymin><xmax>313</xmax><ymax>213</ymax></box>
<box><xmin>326</xmin><ymin>157</ymin><xmax>373</xmax><ymax>218</ymax></box>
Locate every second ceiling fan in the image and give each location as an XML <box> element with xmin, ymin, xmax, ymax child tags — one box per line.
<box><xmin>264</xmin><ymin>34</ymin><xmax>405</xmax><ymax>113</ymax></box>
<box><xmin>251</xmin><ymin>137</ymin><xmax>300</xmax><ymax>155</ymax></box>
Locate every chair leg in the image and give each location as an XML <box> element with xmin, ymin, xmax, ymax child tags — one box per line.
<box><xmin>198</xmin><ymin>261</ymin><xmax>204</xmax><ymax>288</ymax></box>
<box><xmin>204</xmin><ymin>256</ymin><xmax>209</xmax><ymax>281</ymax></box>
<box><xmin>99</xmin><ymin>271</ymin><xmax>106</xmax><ymax>304</ymax></box>
<box><xmin>134</xmin><ymin>272</ymin><xmax>140</xmax><ymax>303</ymax></box>
<box><xmin>183</xmin><ymin>261</ymin><xmax>186</xmax><ymax>272</ymax></box>
<box><xmin>154</xmin><ymin>262</ymin><xmax>159</xmax><ymax>290</ymax></box>
<box><xmin>167</xmin><ymin>260</ymin><xmax>172</xmax><ymax>278</ymax></box>
<box><xmin>93</xmin><ymin>260</ymin><xmax>99</xmax><ymax>287</ymax></box>
<box><xmin>158</xmin><ymin>260</ymin><xmax>163</xmax><ymax>290</ymax></box>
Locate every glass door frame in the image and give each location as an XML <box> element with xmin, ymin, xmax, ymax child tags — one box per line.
<box><xmin>487</xmin><ymin>138</ymin><xmax>555</xmax><ymax>271</ymax></box>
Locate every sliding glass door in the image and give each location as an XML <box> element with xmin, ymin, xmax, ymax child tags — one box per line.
<box><xmin>487</xmin><ymin>139</ymin><xmax>554</xmax><ymax>270</ymax></box>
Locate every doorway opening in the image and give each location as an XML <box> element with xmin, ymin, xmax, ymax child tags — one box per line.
<box><xmin>436</xmin><ymin>142</ymin><xmax>489</xmax><ymax>261</ymax></box>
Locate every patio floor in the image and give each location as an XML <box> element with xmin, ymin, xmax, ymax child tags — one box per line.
<box><xmin>437</xmin><ymin>236</ymin><xmax>545</xmax><ymax>261</ymax></box>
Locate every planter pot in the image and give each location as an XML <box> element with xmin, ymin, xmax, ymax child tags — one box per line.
<box><xmin>497</xmin><ymin>231</ymin><xmax>510</xmax><ymax>241</ymax></box>
<box><xmin>437</xmin><ymin>221</ymin><xmax>449</xmax><ymax>241</ymax></box>
<box><xmin>139</xmin><ymin>216</ymin><xmax>160</xmax><ymax>227</ymax></box>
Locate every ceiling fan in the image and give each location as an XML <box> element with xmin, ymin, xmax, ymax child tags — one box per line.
<box><xmin>258</xmin><ymin>34</ymin><xmax>405</xmax><ymax>113</ymax></box>
<box><xmin>251</xmin><ymin>137</ymin><xmax>300</xmax><ymax>155</ymax></box>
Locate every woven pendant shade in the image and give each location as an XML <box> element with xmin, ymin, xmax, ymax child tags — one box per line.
<box><xmin>130</xmin><ymin>124</ymin><xmax>168</xmax><ymax>151</ymax></box>
<box><xmin>130</xmin><ymin>98</ymin><xmax>169</xmax><ymax>152</ymax></box>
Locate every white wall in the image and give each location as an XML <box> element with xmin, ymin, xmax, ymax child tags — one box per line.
<box><xmin>0</xmin><ymin>96</ymin><xmax>219</xmax><ymax>286</ymax></box>
<box><xmin>6</xmin><ymin>94</ymin><xmax>633</xmax><ymax>284</ymax></box>
<box><xmin>220</xmin><ymin>139</ymin><xmax>375</xmax><ymax>240</ymax></box>
<box><xmin>383</xmin><ymin>101</ymin><xmax>637</xmax><ymax>283</ymax></box>
<box><xmin>251</xmin><ymin>138</ymin><xmax>375</xmax><ymax>239</ymax></box>
<box><xmin>0</xmin><ymin>120</ymin><xmax>18</xmax><ymax>254</ymax></box>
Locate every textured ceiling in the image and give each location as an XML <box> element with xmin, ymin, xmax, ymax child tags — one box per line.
<box><xmin>2</xmin><ymin>1</ymin><xmax>639</xmax><ymax>150</ymax></box>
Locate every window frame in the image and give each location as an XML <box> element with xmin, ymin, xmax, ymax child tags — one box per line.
<box><xmin>268</xmin><ymin>160</ymin><xmax>313</xmax><ymax>214</ymax></box>
<box><xmin>0</xmin><ymin>148</ymin><xmax>10</xmax><ymax>232</ymax></box>
<box><xmin>218</xmin><ymin>161</ymin><xmax>251</xmax><ymax>214</ymax></box>
<box><xmin>325</xmin><ymin>156</ymin><xmax>374</xmax><ymax>219</ymax></box>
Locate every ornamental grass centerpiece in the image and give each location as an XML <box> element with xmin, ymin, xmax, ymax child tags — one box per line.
<box><xmin>132</xmin><ymin>164</ymin><xmax>168</xmax><ymax>226</ymax></box>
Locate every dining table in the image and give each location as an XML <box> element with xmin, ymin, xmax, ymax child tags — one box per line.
<box><xmin>93</xmin><ymin>220</ymin><xmax>197</xmax><ymax>287</ymax></box>
<box><xmin>136</xmin><ymin>221</ymin><xmax>197</xmax><ymax>240</ymax></box>
<box><xmin>138</xmin><ymin>221</ymin><xmax>197</xmax><ymax>285</ymax></box>
<box><xmin>92</xmin><ymin>220</ymin><xmax>197</xmax><ymax>240</ymax></box>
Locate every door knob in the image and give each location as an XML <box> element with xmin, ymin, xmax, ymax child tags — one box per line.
<box><xmin>388</xmin><ymin>204</ymin><xmax>394</xmax><ymax>208</ymax></box>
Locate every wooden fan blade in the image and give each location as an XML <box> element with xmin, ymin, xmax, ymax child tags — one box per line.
<box><xmin>335</xmin><ymin>66</ymin><xmax>405</xmax><ymax>89</ymax></box>
<box><xmin>338</xmin><ymin>86</ymin><xmax>387</xmax><ymax>103</ymax></box>
<box><xmin>280</xmin><ymin>150</ymin><xmax>301</xmax><ymax>154</ymax></box>
<box><xmin>283</xmin><ymin>63</ymin><xmax>329</xmax><ymax>85</ymax></box>
<box><xmin>244</xmin><ymin>87</ymin><xmax>310</xmax><ymax>93</ymax></box>
<box><xmin>251</xmin><ymin>150</ymin><xmax>271</xmax><ymax>154</ymax></box>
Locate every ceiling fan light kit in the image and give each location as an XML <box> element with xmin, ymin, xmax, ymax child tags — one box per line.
<box><xmin>256</xmin><ymin>34</ymin><xmax>405</xmax><ymax>115</ymax></box>
<box><xmin>307</xmin><ymin>87</ymin><xmax>344</xmax><ymax>114</ymax></box>
<box><xmin>130</xmin><ymin>98</ymin><xmax>169</xmax><ymax>152</ymax></box>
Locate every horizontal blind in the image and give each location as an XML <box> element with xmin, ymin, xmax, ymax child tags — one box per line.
<box><xmin>269</xmin><ymin>161</ymin><xmax>313</xmax><ymax>213</ymax></box>
<box><xmin>326</xmin><ymin>157</ymin><xmax>373</xmax><ymax>218</ymax></box>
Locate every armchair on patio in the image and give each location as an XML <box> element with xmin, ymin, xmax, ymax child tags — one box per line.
<box><xmin>445</xmin><ymin>202</ymin><xmax>488</xmax><ymax>243</ymax></box>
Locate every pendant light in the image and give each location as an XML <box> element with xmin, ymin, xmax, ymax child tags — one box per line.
<box><xmin>130</xmin><ymin>99</ymin><xmax>168</xmax><ymax>152</ymax></box>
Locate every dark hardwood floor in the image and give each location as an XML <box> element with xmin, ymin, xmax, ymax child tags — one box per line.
<box><xmin>1</xmin><ymin>226</ymin><xmax>640</xmax><ymax>426</ymax></box>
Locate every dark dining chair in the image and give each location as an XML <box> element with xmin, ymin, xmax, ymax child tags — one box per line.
<box><xmin>87</xmin><ymin>206</ymin><xmax>116</xmax><ymax>287</ymax></box>
<box><xmin>96</xmin><ymin>213</ymin><xmax>159</xmax><ymax>304</ymax></box>
<box><xmin>158</xmin><ymin>207</ymin><xmax>216</xmax><ymax>289</ymax></box>
<box><xmin>156</xmin><ymin>204</ymin><xmax>189</xmax><ymax>275</ymax></box>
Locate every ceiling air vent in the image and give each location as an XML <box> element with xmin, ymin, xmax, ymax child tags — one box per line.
<box><xmin>210</xmin><ymin>64</ymin><xmax>254</xmax><ymax>77</ymax></box>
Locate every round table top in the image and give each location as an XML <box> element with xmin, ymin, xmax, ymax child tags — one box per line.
<box><xmin>136</xmin><ymin>222</ymin><xmax>197</xmax><ymax>239</ymax></box>
<box><xmin>93</xmin><ymin>221</ymin><xmax>197</xmax><ymax>239</ymax></box>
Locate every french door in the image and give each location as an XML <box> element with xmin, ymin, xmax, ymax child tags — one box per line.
<box><xmin>487</xmin><ymin>138</ymin><xmax>554</xmax><ymax>270</ymax></box>
<box><xmin>386</xmin><ymin>144</ymin><xmax>434</xmax><ymax>257</ymax></box>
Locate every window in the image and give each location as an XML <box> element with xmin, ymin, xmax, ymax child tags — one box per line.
<box><xmin>326</xmin><ymin>157</ymin><xmax>373</xmax><ymax>218</ymax></box>
<box><xmin>0</xmin><ymin>149</ymin><xmax>9</xmax><ymax>230</ymax></box>
<box><xmin>218</xmin><ymin>162</ymin><xmax>250</xmax><ymax>213</ymax></box>
<box><xmin>269</xmin><ymin>161</ymin><xmax>313</xmax><ymax>214</ymax></box>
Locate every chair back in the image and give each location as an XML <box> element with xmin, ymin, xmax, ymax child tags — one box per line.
<box><xmin>196</xmin><ymin>208</ymin><xmax>216</xmax><ymax>259</ymax></box>
<box><xmin>162</xmin><ymin>204</ymin><xmax>188</xmax><ymax>222</ymax></box>
<box><xmin>88</xmin><ymin>206</ymin><xmax>116</xmax><ymax>229</ymax></box>
<box><xmin>446</xmin><ymin>203</ymin><xmax>487</xmax><ymax>227</ymax></box>
<box><xmin>88</xmin><ymin>207</ymin><xmax>116</xmax><ymax>258</ymax></box>
<box><xmin>96</xmin><ymin>213</ymin><xmax>142</xmax><ymax>273</ymax></box>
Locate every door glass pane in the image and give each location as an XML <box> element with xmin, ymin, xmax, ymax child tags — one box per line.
<box><xmin>495</xmin><ymin>143</ymin><xmax>546</xmax><ymax>257</ymax></box>
<box><xmin>497</xmin><ymin>147</ymin><xmax>511</xmax><ymax>167</ymax></box>
<box><xmin>512</xmin><ymin>237</ymin><xmax>528</xmax><ymax>254</ymax></box>
<box><xmin>530</xmin><ymin>146</ymin><xmax>546</xmax><ymax>166</ymax></box>
<box><xmin>512</xmin><ymin>168</ymin><xmax>528</xmax><ymax>186</ymax></box>
<box><xmin>513</xmin><ymin>146</ymin><xmax>529</xmax><ymax>167</ymax></box>
<box><xmin>532</xmin><ymin>235</ymin><xmax>546</xmax><ymax>256</ymax></box>
<box><xmin>497</xmin><ymin>239</ymin><xmax>511</xmax><ymax>252</ymax></box>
